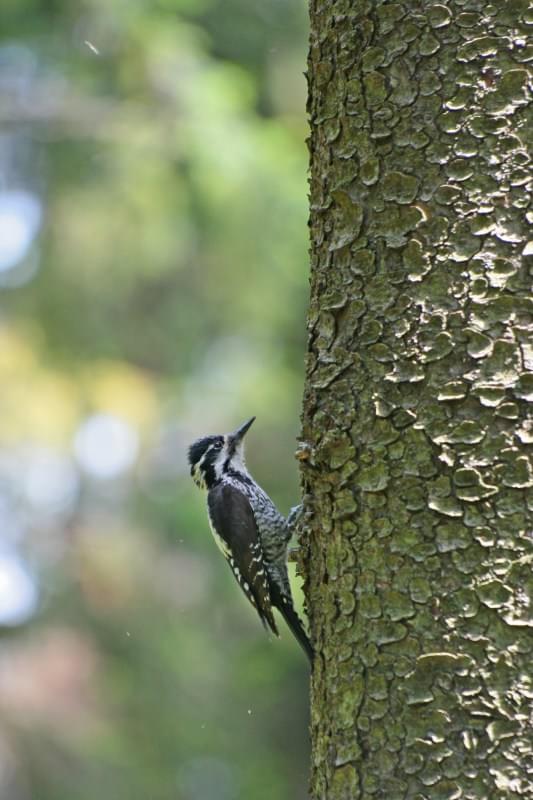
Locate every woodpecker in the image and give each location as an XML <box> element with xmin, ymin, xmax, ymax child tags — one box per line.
<box><xmin>188</xmin><ymin>417</ymin><xmax>313</xmax><ymax>662</ymax></box>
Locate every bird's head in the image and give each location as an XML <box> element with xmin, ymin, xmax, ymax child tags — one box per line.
<box><xmin>188</xmin><ymin>417</ymin><xmax>255</xmax><ymax>490</ymax></box>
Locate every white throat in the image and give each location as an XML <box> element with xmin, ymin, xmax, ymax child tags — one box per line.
<box><xmin>214</xmin><ymin>441</ymin><xmax>249</xmax><ymax>480</ymax></box>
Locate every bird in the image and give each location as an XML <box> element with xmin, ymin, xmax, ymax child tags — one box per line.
<box><xmin>188</xmin><ymin>417</ymin><xmax>313</xmax><ymax>662</ymax></box>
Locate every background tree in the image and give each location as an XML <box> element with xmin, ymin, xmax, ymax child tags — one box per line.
<box><xmin>0</xmin><ymin>2</ymin><xmax>312</xmax><ymax>798</ymax></box>
<box><xmin>302</xmin><ymin>1</ymin><xmax>532</xmax><ymax>798</ymax></box>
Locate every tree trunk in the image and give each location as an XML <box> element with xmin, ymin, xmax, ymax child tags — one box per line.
<box><xmin>301</xmin><ymin>1</ymin><xmax>532</xmax><ymax>798</ymax></box>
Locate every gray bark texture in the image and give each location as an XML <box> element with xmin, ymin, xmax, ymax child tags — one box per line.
<box><xmin>299</xmin><ymin>1</ymin><xmax>532</xmax><ymax>798</ymax></box>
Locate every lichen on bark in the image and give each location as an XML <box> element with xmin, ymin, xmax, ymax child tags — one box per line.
<box><xmin>300</xmin><ymin>1</ymin><xmax>532</xmax><ymax>798</ymax></box>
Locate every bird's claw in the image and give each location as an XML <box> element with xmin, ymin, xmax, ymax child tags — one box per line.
<box><xmin>287</xmin><ymin>503</ymin><xmax>303</xmax><ymax>530</ymax></box>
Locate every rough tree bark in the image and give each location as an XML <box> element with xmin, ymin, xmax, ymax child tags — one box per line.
<box><xmin>299</xmin><ymin>1</ymin><xmax>532</xmax><ymax>798</ymax></box>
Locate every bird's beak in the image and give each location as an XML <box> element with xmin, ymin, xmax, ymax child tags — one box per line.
<box><xmin>228</xmin><ymin>416</ymin><xmax>255</xmax><ymax>446</ymax></box>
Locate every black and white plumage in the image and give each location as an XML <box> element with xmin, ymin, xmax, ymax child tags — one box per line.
<box><xmin>188</xmin><ymin>417</ymin><xmax>313</xmax><ymax>662</ymax></box>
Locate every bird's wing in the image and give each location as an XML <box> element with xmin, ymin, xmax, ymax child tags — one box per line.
<box><xmin>207</xmin><ymin>482</ymin><xmax>278</xmax><ymax>636</ymax></box>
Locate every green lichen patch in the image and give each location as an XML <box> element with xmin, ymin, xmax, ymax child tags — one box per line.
<box><xmin>435</xmin><ymin>522</ymin><xmax>471</xmax><ymax>551</ymax></box>
<box><xmin>427</xmin><ymin>3</ymin><xmax>452</xmax><ymax>28</ymax></box>
<box><xmin>418</xmin><ymin>31</ymin><xmax>441</xmax><ymax>56</ymax></box>
<box><xmin>360</xmin><ymin>157</ymin><xmax>380</xmax><ymax>186</ymax></box>
<box><xmin>440</xmin><ymin>420</ymin><xmax>486</xmax><ymax>445</ymax></box>
<box><xmin>376</xmin><ymin>3</ymin><xmax>408</xmax><ymax>35</ymax></box>
<box><xmin>456</xmin><ymin>483</ymin><xmax>499</xmax><ymax>501</ymax></box>
<box><xmin>495</xmin><ymin>401</ymin><xmax>519</xmax><ymax>419</ymax></box>
<box><xmin>321</xmin><ymin>433</ymin><xmax>357</xmax><ymax>470</ymax></box>
<box><xmin>453</xmin><ymin>468</ymin><xmax>499</xmax><ymax>501</ymax></box>
<box><xmin>500</xmin><ymin>455</ymin><xmax>533</xmax><ymax>488</ymax></box>
<box><xmin>372</xmin><ymin>620</ymin><xmax>408</xmax><ymax>645</ymax></box>
<box><xmin>363</xmin><ymin>71</ymin><xmax>389</xmax><ymax>106</ymax></box>
<box><xmin>358</xmin><ymin>463</ymin><xmax>390</xmax><ymax>492</ymax></box>
<box><xmin>472</xmin><ymin>385</ymin><xmax>506</xmax><ymax>407</ymax></box>
<box><xmin>428</xmin><ymin>496</ymin><xmax>463</xmax><ymax>518</ymax></box>
<box><xmin>359</xmin><ymin>318</ymin><xmax>383</xmax><ymax>345</ymax></box>
<box><xmin>333</xmin><ymin>489</ymin><xmax>359</xmax><ymax>518</ymax></box>
<box><xmin>484</xmin><ymin>69</ymin><xmax>530</xmax><ymax>116</ymax></box>
<box><xmin>514</xmin><ymin>372</ymin><xmax>533</xmax><ymax>401</ymax></box>
<box><xmin>336</xmin><ymin>675</ymin><xmax>365</xmax><ymax>731</ymax></box>
<box><xmin>383</xmin><ymin>171</ymin><xmax>420</xmax><ymax>204</ymax></box>
<box><xmin>330</xmin><ymin>191</ymin><xmax>364</xmax><ymax>250</ymax></box>
<box><xmin>437</xmin><ymin>381</ymin><xmax>468</xmax><ymax>400</ymax></box>
<box><xmin>373</xmin><ymin>205</ymin><xmax>426</xmax><ymax>247</ymax></box>
<box><xmin>420</xmin><ymin>331</ymin><xmax>453</xmax><ymax>363</ymax></box>
<box><xmin>466</xmin><ymin>330</ymin><xmax>494</xmax><ymax>358</ymax></box>
<box><xmin>420</xmin><ymin>71</ymin><xmax>442</xmax><ymax>98</ymax></box>
<box><xmin>383</xmin><ymin>589</ymin><xmax>416</xmax><ymax>621</ymax></box>
<box><xmin>403</xmin><ymin>239</ymin><xmax>431</xmax><ymax>281</ymax></box>
<box><xmin>330</xmin><ymin>764</ymin><xmax>360</xmax><ymax>800</ymax></box>
<box><xmin>476</xmin><ymin>579</ymin><xmax>512</xmax><ymax>608</ymax></box>
<box><xmin>408</xmin><ymin>577</ymin><xmax>433</xmax><ymax>604</ymax></box>
<box><xmin>430</xmin><ymin>779</ymin><xmax>463</xmax><ymax>800</ymax></box>
<box><xmin>351</xmin><ymin>249</ymin><xmax>376</xmax><ymax>277</ymax></box>
<box><xmin>486</xmin><ymin>719</ymin><xmax>521</xmax><ymax>743</ymax></box>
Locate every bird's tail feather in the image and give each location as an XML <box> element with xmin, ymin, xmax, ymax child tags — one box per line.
<box><xmin>271</xmin><ymin>585</ymin><xmax>313</xmax><ymax>663</ymax></box>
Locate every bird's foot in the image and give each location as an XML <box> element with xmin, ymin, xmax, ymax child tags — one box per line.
<box><xmin>287</xmin><ymin>503</ymin><xmax>303</xmax><ymax>531</ymax></box>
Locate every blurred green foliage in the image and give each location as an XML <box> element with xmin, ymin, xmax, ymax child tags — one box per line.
<box><xmin>0</xmin><ymin>1</ymin><xmax>311</xmax><ymax>798</ymax></box>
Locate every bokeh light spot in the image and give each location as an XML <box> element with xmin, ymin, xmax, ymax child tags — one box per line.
<box><xmin>74</xmin><ymin>413</ymin><xmax>139</xmax><ymax>479</ymax></box>
<box><xmin>0</xmin><ymin>190</ymin><xmax>41</xmax><ymax>273</ymax></box>
<box><xmin>24</xmin><ymin>450</ymin><xmax>79</xmax><ymax>515</ymax></box>
<box><xmin>0</xmin><ymin>551</ymin><xmax>38</xmax><ymax>626</ymax></box>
